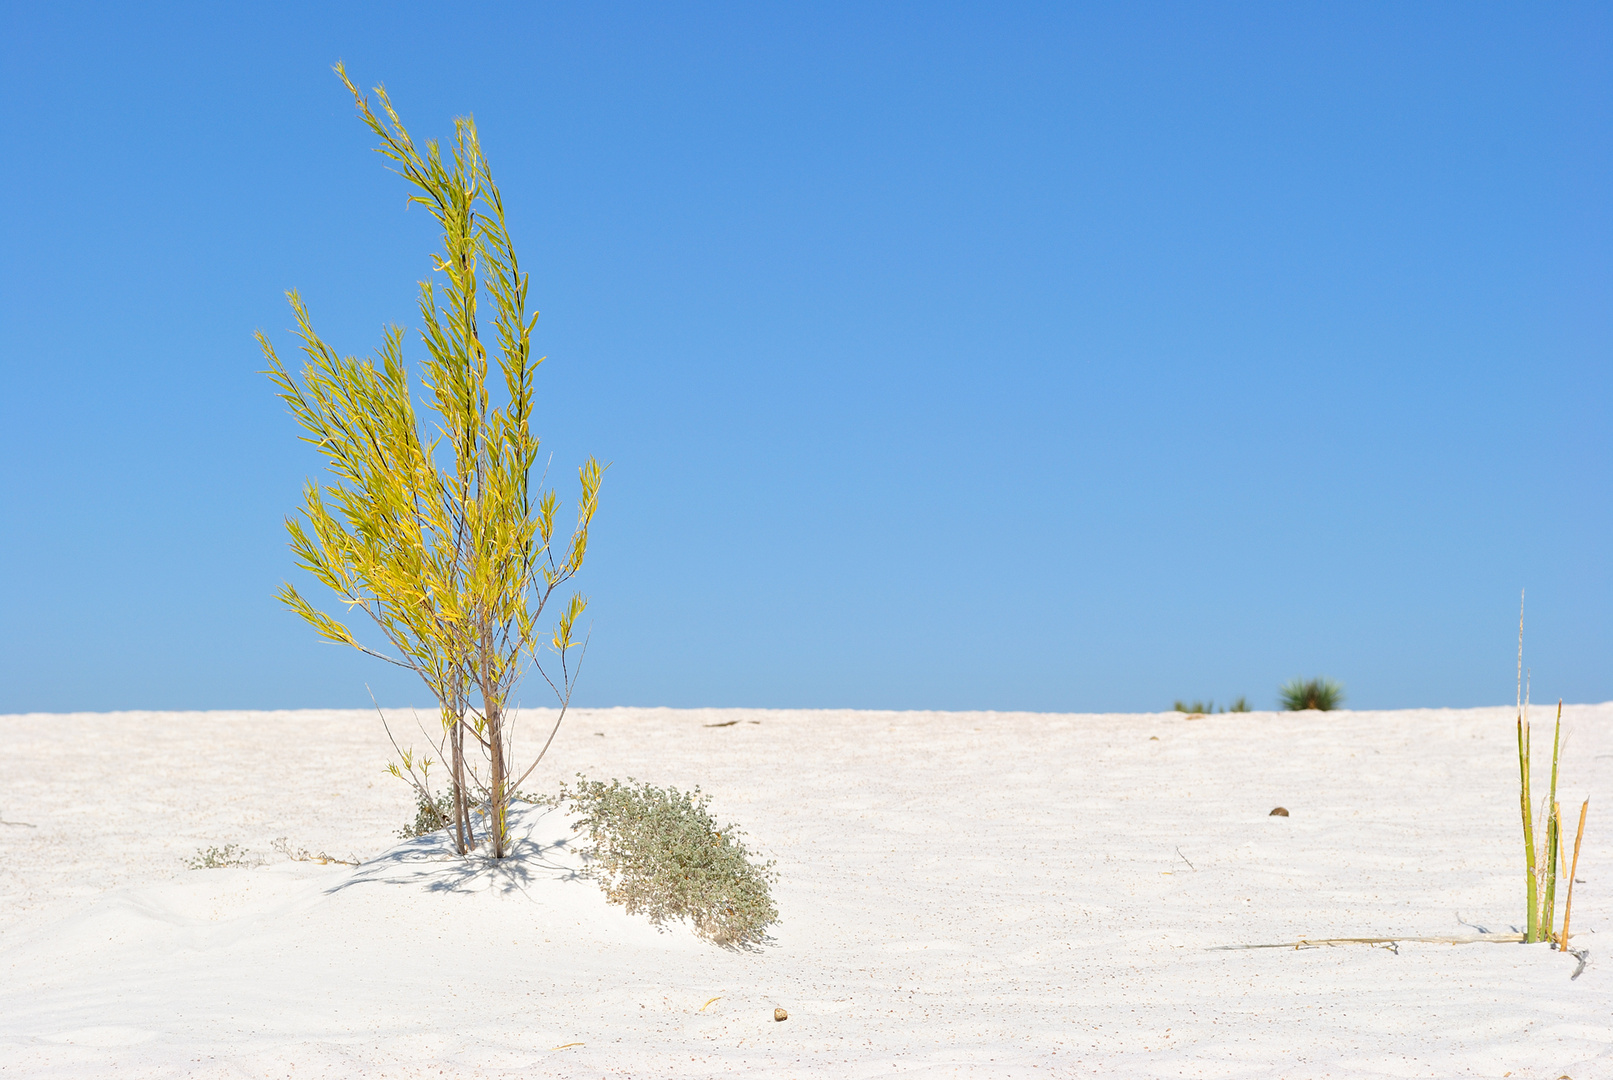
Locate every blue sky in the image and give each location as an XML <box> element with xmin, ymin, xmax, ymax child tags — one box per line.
<box><xmin>1</xmin><ymin>3</ymin><xmax>1607</xmax><ymax>713</ymax></box>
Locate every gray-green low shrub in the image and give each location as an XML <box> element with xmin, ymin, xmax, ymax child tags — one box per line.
<box><xmin>565</xmin><ymin>776</ymin><xmax>778</xmax><ymax>947</ymax></box>
<box><xmin>187</xmin><ymin>844</ymin><xmax>249</xmax><ymax>869</ymax></box>
<box><xmin>398</xmin><ymin>791</ymin><xmax>455</xmax><ymax>839</ymax></box>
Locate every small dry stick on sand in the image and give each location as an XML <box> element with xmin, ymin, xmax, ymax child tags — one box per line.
<box><xmin>272</xmin><ymin>838</ymin><xmax>359</xmax><ymax>866</ymax></box>
<box><xmin>1211</xmin><ymin>933</ymin><xmax>1525</xmax><ymax>951</ymax></box>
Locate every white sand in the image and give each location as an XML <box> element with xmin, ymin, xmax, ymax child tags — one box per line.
<box><xmin>0</xmin><ymin>704</ymin><xmax>1609</xmax><ymax>1077</ymax></box>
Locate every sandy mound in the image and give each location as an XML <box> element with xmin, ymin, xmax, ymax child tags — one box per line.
<box><xmin>1</xmin><ymin>704</ymin><xmax>1610</xmax><ymax>1076</ymax></box>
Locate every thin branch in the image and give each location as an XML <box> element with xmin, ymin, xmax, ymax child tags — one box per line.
<box><xmin>351</xmin><ymin>642</ymin><xmax>423</xmax><ymax>671</ymax></box>
<box><xmin>369</xmin><ymin>686</ymin><xmax>437</xmax><ymax>808</ymax></box>
<box><xmin>508</xmin><ymin>629</ymin><xmax>590</xmax><ymax>793</ymax></box>
<box><xmin>1210</xmin><ymin>933</ymin><xmax>1526</xmax><ymax>951</ymax></box>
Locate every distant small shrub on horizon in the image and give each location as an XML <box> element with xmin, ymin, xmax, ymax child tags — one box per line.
<box><xmin>1174</xmin><ymin>697</ymin><xmax>1250</xmax><ymax>714</ymax></box>
<box><xmin>1278</xmin><ymin>677</ymin><xmax>1344</xmax><ymax>711</ymax></box>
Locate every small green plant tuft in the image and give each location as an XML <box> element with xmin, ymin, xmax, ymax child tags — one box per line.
<box><xmin>187</xmin><ymin>844</ymin><xmax>249</xmax><ymax>869</ymax></box>
<box><xmin>1174</xmin><ymin>697</ymin><xmax>1250</xmax><ymax>714</ymax></box>
<box><xmin>1278</xmin><ymin>677</ymin><xmax>1344</xmax><ymax>711</ymax></box>
<box><xmin>565</xmin><ymin>775</ymin><xmax>778</xmax><ymax>947</ymax></box>
<box><xmin>513</xmin><ymin>790</ymin><xmax>556</xmax><ymax>807</ymax></box>
<box><xmin>1517</xmin><ymin>698</ymin><xmax>1565</xmax><ymax>943</ymax></box>
<box><xmin>1512</xmin><ymin>593</ymin><xmax>1589</xmax><ymax>950</ymax></box>
<box><xmin>398</xmin><ymin>791</ymin><xmax>456</xmax><ymax>840</ymax></box>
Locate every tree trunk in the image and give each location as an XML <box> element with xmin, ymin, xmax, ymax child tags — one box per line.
<box><xmin>451</xmin><ymin>709</ymin><xmax>472</xmax><ymax>854</ymax></box>
<box><xmin>487</xmin><ymin>699</ymin><xmax>506</xmax><ymax>858</ymax></box>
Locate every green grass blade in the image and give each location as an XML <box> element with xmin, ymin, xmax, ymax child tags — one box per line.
<box><xmin>1519</xmin><ymin>716</ymin><xmax>1539</xmax><ymax>942</ymax></box>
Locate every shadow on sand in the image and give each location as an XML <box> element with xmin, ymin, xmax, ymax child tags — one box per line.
<box><xmin>326</xmin><ymin>802</ymin><xmax>592</xmax><ymax>901</ymax></box>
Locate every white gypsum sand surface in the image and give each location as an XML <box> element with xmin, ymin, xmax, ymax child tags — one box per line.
<box><xmin>0</xmin><ymin>705</ymin><xmax>1609</xmax><ymax>1078</ymax></box>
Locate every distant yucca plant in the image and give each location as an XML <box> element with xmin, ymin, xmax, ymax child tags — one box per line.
<box><xmin>1278</xmin><ymin>677</ymin><xmax>1343</xmax><ymax>711</ymax></box>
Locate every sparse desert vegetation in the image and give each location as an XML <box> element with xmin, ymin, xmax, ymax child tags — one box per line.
<box><xmin>566</xmin><ymin>775</ymin><xmax>778</xmax><ymax>947</ymax></box>
<box><xmin>1173</xmin><ymin>697</ymin><xmax>1250</xmax><ymax>714</ymax></box>
<box><xmin>4</xmin><ymin>703</ymin><xmax>1606</xmax><ymax>1076</ymax></box>
<box><xmin>1278</xmin><ymin>677</ymin><xmax>1345</xmax><ymax>711</ymax></box>
<box><xmin>262</xmin><ymin>67</ymin><xmax>603</xmax><ymax>861</ymax></box>
<box><xmin>186</xmin><ymin>844</ymin><xmax>250</xmax><ymax>869</ymax></box>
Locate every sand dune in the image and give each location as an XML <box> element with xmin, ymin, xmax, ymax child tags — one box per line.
<box><xmin>1</xmin><ymin>704</ymin><xmax>1609</xmax><ymax>1077</ymax></box>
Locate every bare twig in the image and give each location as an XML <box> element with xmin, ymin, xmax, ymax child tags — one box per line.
<box><xmin>508</xmin><ymin>629</ymin><xmax>591</xmax><ymax>794</ymax></box>
<box><xmin>272</xmin><ymin>837</ymin><xmax>359</xmax><ymax>866</ymax></box>
<box><xmin>1210</xmin><ymin>933</ymin><xmax>1525</xmax><ymax>951</ymax></box>
<box><xmin>371</xmin><ymin>687</ymin><xmax>436</xmax><ymax>805</ymax></box>
<box><xmin>411</xmin><ymin>706</ymin><xmax>452</xmax><ymax>767</ymax></box>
